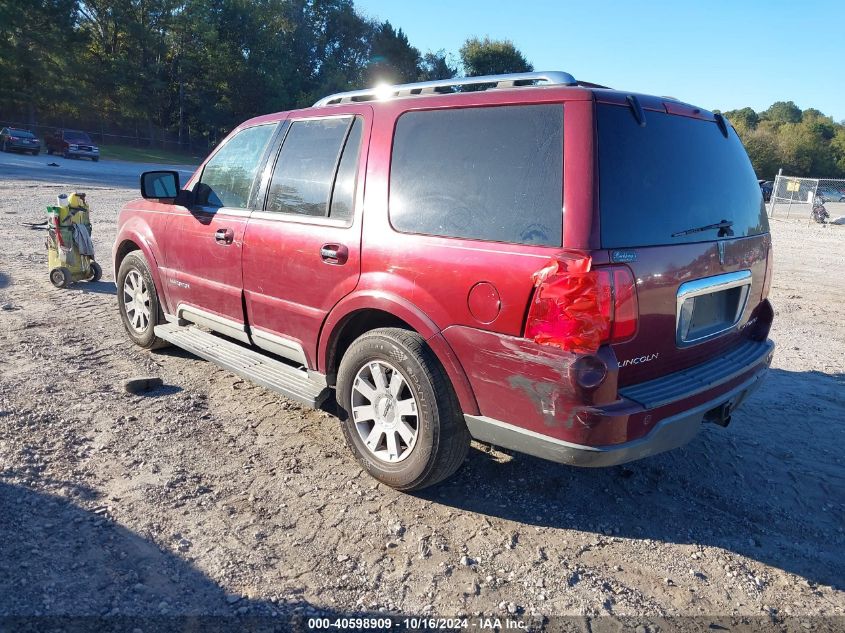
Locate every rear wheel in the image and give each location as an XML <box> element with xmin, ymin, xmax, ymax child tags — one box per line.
<box><xmin>50</xmin><ymin>267</ymin><xmax>71</xmax><ymax>288</ymax></box>
<box><xmin>117</xmin><ymin>251</ymin><xmax>167</xmax><ymax>349</ymax></box>
<box><xmin>31</xmin><ymin>149</ymin><xmax>39</xmax><ymax>156</ymax></box>
<box><xmin>62</xmin><ymin>150</ymin><xmax>69</xmax><ymax>159</ymax></box>
<box><xmin>336</xmin><ymin>328</ymin><xmax>470</xmax><ymax>491</ymax></box>
<box><xmin>92</xmin><ymin>156</ymin><xmax>99</xmax><ymax>162</ymax></box>
<box><xmin>1</xmin><ymin>141</ymin><xmax>7</xmax><ymax>152</ymax></box>
<box><xmin>47</xmin><ymin>147</ymin><xmax>53</xmax><ymax>155</ymax></box>
<box><xmin>88</xmin><ymin>260</ymin><xmax>102</xmax><ymax>282</ymax></box>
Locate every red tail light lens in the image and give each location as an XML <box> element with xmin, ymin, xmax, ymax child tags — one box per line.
<box><xmin>761</xmin><ymin>243</ymin><xmax>773</xmax><ymax>300</ymax></box>
<box><xmin>524</xmin><ymin>254</ymin><xmax>638</xmax><ymax>354</ymax></box>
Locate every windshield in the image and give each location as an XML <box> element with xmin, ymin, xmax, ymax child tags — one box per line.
<box><xmin>66</xmin><ymin>131</ymin><xmax>92</xmax><ymax>143</ymax></box>
<box><xmin>597</xmin><ymin>104</ymin><xmax>768</xmax><ymax>248</ymax></box>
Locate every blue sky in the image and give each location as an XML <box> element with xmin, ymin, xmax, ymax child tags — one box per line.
<box><xmin>355</xmin><ymin>0</ymin><xmax>845</xmax><ymax>121</ymax></box>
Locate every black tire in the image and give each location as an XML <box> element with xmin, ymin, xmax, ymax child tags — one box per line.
<box><xmin>1</xmin><ymin>141</ymin><xmax>7</xmax><ymax>152</ymax></box>
<box><xmin>336</xmin><ymin>327</ymin><xmax>470</xmax><ymax>491</ymax></box>
<box><xmin>50</xmin><ymin>267</ymin><xmax>71</xmax><ymax>288</ymax></box>
<box><xmin>116</xmin><ymin>251</ymin><xmax>168</xmax><ymax>349</ymax></box>
<box><xmin>47</xmin><ymin>147</ymin><xmax>53</xmax><ymax>155</ymax></box>
<box><xmin>92</xmin><ymin>156</ymin><xmax>99</xmax><ymax>162</ymax></box>
<box><xmin>88</xmin><ymin>260</ymin><xmax>103</xmax><ymax>282</ymax></box>
<box><xmin>31</xmin><ymin>149</ymin><xmax>39</xmax><ymax>156</ymax></box>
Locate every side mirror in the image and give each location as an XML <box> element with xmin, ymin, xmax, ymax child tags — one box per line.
<box><xmin>140</xmin><ymin>170</ymin><xmax>180</xmax><ymax>200</ymax></box>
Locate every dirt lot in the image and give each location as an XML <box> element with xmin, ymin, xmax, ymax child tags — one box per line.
<box><xmin>0</xmin><ymin>181</ymin><xmax>843</xmax><ymax>626</ymax></box>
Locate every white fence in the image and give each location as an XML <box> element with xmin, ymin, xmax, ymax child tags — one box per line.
<box><xmin>769</xmin><ymin>172</ymin><xmax>845</xmax><ymax>219</ymax></box>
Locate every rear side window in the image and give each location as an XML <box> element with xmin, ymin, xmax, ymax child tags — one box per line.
<box><xmin>390</xmin><ymin>104</ymin><xmax>563</xmax><ymax>246</ymax></box>
<box><xmin>199</xmin><ymin>124</ymin><xmax>276</xmax><ymax>208</ymax></box>
<box><xmin>266</xmin><ymin>116</ymin><xmax>361</xmax><ymax>219</ymax></box>
<box><xmin>597</xmin><ymin>104</ymin><xmax>768</xmax><ymax>248</ymax></box>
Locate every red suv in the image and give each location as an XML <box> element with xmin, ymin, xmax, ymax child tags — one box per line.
<box><xmin>114</xmin><ymin>72</ymin><xmax>774</xmax><ymax>491</ymax></box>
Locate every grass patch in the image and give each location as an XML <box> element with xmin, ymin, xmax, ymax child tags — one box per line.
<box><xmin>99</xmin><ymin>144</ymin><xmax>202</xmax><ymax>165</ymax></box>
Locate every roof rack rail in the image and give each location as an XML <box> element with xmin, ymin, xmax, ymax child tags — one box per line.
<box><xmin>313</xmin><ymin>71</ymin><xmax>578</xmax><ymax>107</ymax></box>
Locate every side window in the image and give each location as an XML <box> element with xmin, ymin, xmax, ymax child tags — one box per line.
<box><xmin>266</xmin><ymin>116</ymin><xmax>361</xmax><ymax>219</ymax></box>
<box><xmin>198</xmin><ymin>124</ymin><xmax>276</xmax><ymax>209</ymax></box>
<box><xmin>329</xmin><ymin>117</ymin><xmax>363</xmax><ymax>222</ymax></box>
<box><xmin>389</xmin><ymin>104</ymin><xmax>563</xmax><ymax>246</ymax></box>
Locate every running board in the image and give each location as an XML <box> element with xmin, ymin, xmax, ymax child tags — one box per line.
<box><xmin>154</xmin><ymin>323</ymin><xmax>330</xmax><ymax>408</ymax></box>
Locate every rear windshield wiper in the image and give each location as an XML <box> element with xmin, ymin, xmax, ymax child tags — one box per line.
<box><xmin>672</xmin><ymin>219</ymin><xmax>734</xmax><ymax>238</ymax></box>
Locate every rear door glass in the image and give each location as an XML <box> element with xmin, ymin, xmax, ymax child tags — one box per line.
<box><xmin>390</xmin><ymin>104</ymin><xmax>563</xmax><ymax>246</ymax></box>
<box><xmin>597</xmin><ymin>104</ymin><xmax>768</xmax><ymax>248</ymax></box>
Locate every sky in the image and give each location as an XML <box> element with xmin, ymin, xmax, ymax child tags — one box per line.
<box><xmin>354</xmin><ymin>0</ymin><xmax>845</xmax><ymax>121</ymax></box>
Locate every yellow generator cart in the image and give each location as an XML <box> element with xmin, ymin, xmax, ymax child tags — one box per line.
<box><xmin>46</xmin><ymin>192</ymin><xmax>103</xmax><ymax>288</ymax></box>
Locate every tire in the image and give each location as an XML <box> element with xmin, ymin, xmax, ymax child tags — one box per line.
<box><xmin>336</xmin><ymin>327</ymin><xmax>470</xmax><ymax>491</ymax></box>
<box><xmin>31</xmin><ymin>149</ymin><xmax>39</xmax><ymax>156</ymax></box>
<box><xmin>88</xmin><ymin>260</ymin><xmax>102</xmax><ymax>282</ymax></box>
<box><xmin>47</xmin><ymin>147</ymin><xmax>53</xmax><ymax>155</ymax></box>
<box><xmin>62</xmin><ymin>150</ymin><xmax>69</xmax><ymax>159</ymax></box>
<box><xmin>1</xmin><ymin>141</ymin><xmax>7</xmax><ymax>152</ymax></box>
<box><xmin>117</xmin><ymin>251</ymin><xmax>167</xmax><ymax>349</ymax></box>
<box><xmin>92</xmin><ymin>156</ymin><xmax>99</xmax><ymax>162</ymax></box>
<box><xmin>50</xmin><ymin>267</ymin><xmax>71</xmax><ymax>288</ymax></box>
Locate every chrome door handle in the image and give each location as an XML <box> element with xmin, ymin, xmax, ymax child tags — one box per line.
<box><xmin>214</xmin><ymin>228</ymin><xmax>234</xmax><ymax>244</ymax></box>
<box><xmin>320</xmin><ymin>243</ymin><xmax>348</xmax><ymax>264</ymax></box>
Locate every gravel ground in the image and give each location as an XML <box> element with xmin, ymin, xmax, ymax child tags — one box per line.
<box><xmin>0</xmin><ymin>181</ymin><xmax>843</xmax><ymax>626</ymax></box>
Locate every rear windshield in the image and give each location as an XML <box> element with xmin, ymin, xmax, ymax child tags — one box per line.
<box><xmin>597</xmin><ymin>104</ymin><xmax>768</xmax><ymax>248</ymax></box>
<box><xmin>10</xmin><ymin>129</ymin><xmax>34</xmax><ymax>138</ymax></box>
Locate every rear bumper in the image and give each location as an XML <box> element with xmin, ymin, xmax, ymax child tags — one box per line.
<box><xmin>6</xmin><ymin>141</ymin><xmax>40</xmax><ymax>151</ymax></box>
<box><xmin>465</xmin><ymin>338</ymin><xmax>774</xmax><ymax>467</ymax></box>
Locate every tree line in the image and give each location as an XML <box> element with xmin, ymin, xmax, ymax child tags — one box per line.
<box><xmin>2</xmin><ymin>0</ymin><xmax>842</xmax><ymax>177</ymax></box>
<box><xmin>721</xmin><ymin>102</ymin><xmax>845</xmax><ymax>179</ymax></box>
<box><xmin>0</xmin><ymin>0</ymin><xmax>530</xmax><ymax>151</ymax></box>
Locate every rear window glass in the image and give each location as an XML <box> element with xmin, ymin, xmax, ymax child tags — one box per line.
<box><xmin>11</xmin><ymin>130</ymin><xmax>34</xmax><ymax>138</ymax></box>
<box><xmin>390</xmin><ymin>104</ymin><xmax>563</xmax><ymax>246</ymax></box>
<box><xmin>597</xmin><ymin>104</ymin><xmax>768</xmax><ymax>248</ymax></box>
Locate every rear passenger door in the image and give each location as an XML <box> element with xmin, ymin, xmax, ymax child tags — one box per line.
<box><xmin>242</xmin><ymin>108</ymin><xmax>370</xmax><ymax>368</ymax></box>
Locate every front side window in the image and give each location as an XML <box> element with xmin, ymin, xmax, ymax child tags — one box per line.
<box><xmin>198</xmin><ymin>124</ymin><xmax>276</xmax><ymax>209</ymax></box>
<box><xmin>266</xmin><ymin>116</ymin><xmax>362</xmax><ymax>219</ymax></box>
<box><xmin>389</xmin><ymin>104</ymin><xmax>564</xmax><ymax>246</ymax></box>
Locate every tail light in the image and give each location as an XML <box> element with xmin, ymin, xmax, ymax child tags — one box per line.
<box><xmin>761</xmin><ymin>243</ymin><xmax>773</xmax><ymax>300</ymax></box>
<box><xmin>524</xmin><ymin>253</ymin><xmax>638</xmax><ymax>354</ymax></box>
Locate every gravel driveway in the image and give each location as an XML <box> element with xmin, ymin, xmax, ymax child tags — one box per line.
<box><xmin>0</xmin><ymin>181</ymin><xmax>843</xmax><ymax>628</ymax></box>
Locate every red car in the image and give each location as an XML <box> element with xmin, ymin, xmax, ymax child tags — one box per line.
<box><xmin>45</xmin><ymin>129</ymin><xmax>100</xmax><ymax>161</ymax></box>
<box><xmin>113</xmin><ymin>72</ymin><xmax>774</xmax><ymax>491</ymax></box>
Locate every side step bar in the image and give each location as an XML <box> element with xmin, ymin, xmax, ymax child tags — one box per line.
<box><xmin>154</xmin><ymin>323</ymin><xmax>330</xmax><ymax>408</ymax></box>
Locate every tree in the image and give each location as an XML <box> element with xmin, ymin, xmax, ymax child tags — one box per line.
<box><xmin>761</xmin><ymin>100</ymin><xmax>802</xmax><ymax>124</ymax></box>
<box><xmin>0</xmin><ymin>0</ymin><xmax>81</xmax><ymax>123</ymax></box>
<box><xmin>723</xmin><ymin>107</ymin><xmax>759</xmax><ymax>129</ymax></box>
<box><xmin>418</xmin><ymin>50</ymin><xmax>457</xmax><ymax>82</ymax></box>
<box><xmin>365</xmin><ymin>21</ymin><xmax>420</xmax><ymax>85</ymax></box>
<box><xmin>459</xmin><ymin>36</ymin><xmax>532</xmax><ymax>77</ymax></box>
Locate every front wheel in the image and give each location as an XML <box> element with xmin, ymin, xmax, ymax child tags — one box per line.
<box><xmin>117</xmin><ymin>251</ymin><xmax>167</xmax><ymax>349</ymax></box>
<box><xmin>50</xmin><ymin>267</ymin><xmax>71</xmax><ymax>288</ymax></box>
<box><xmin>336</xmin><ymin>328</ymin><xmax>470</xmax><ymax>491</ymax></box>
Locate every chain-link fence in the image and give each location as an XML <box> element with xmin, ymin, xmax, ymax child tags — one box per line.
<box><xmin>769</xmin><ymin>173</ymin><xmax>845</xmax><ymax>220</ymax></box>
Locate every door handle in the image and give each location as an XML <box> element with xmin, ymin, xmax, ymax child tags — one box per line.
<box><xmin>214</xmin><ymin>228</ymin><xmax>234</xmax><ymax>245</ymax></box>
<box><xmin>320</xmin><ymin>243</ymin><xmax>348</xmax><ymax>265</ymax></box>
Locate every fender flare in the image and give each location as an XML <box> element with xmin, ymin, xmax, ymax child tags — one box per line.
<box><xmin>318</xmin><ymin>290</ymin><xmax>480</xmax><ymax>415</ymax></box>
<box><xmin>113</xmin><ymin>229</ymin><xmax>170</xmax><ymax>314</ymax></box>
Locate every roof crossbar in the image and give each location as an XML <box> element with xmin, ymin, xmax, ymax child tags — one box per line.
<box><xmin>313</xmin><ymin>71</ymin><xmax>578</xmax><ymax>107</ymax></box>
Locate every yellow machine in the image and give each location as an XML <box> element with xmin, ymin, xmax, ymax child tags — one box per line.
<box><xmin>46</xmin><ymin>192</ymin><xmax>102</xmax><ymax>288</ymax></box>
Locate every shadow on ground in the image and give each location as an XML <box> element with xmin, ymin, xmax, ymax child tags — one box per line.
<box><xmin>79</xmin><ymin>280</ymin><xmax>117</xmax><ymax>296</ymax></box>
<box><xmin>422</xmin><ymin>368</ymin><xmax>845</xmax><ymax>591</ymax></box>
<box><xmin>0</xmin><ymin>480</ymin><xmax>376</xmax><ymax>630</ymax></box>
<box><xmin>0</xmin><ymin>271</ymin><xmax>10</xmax><ymax>289</ymax></box>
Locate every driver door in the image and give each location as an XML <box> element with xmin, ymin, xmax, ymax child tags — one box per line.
<box><xmin>160</xmin><ymin>122</ymin><xmax>278</xmax><ymax>342</ymax></box>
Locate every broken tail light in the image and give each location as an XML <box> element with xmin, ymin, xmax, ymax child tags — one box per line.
<box><xmin>524</xmin><ymin>253</ymin><xmax>638</xmax><ymax>354</ymax></box>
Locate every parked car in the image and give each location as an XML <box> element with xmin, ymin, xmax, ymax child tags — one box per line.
<box><xmin>815</xmin><ymin>185</ymin><xmax>845</xmax><ymax>203</ymax></box>
<box><xmin>0</xmin><ymin>127</ymin><xmax>41</xmax><ymax>154</ymax></box>
<box><xmin>46</xmin><ymin>129</ymin><xmax>100</xmax><ymax>161</ymax></box>
<box><xmin>758</xmin><ymin>179</ymin><xmax>773</xmax><ymax>202</ymax></box>
<box><xmin>114</xmin><ymin>72</ymin><xmax>775</xmax><ymax>491</ymax></box>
